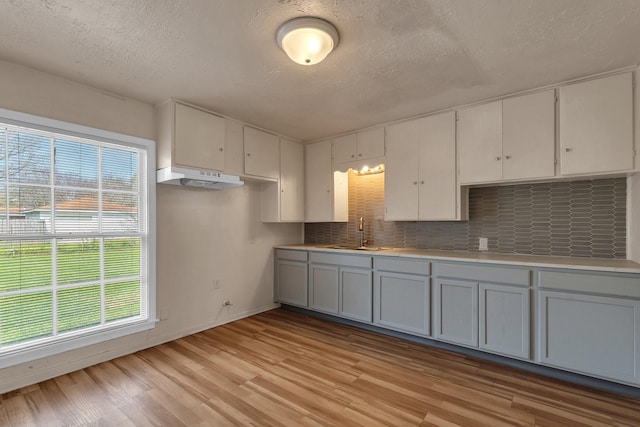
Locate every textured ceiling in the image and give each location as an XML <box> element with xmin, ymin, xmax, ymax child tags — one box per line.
<box><xmin>1</xmin><ymin>0</ymin><xmax>640</xmax><ymax>141</ymax></box>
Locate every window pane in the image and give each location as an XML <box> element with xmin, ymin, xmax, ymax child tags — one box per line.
<box><xmin>103</xmin><ymin>192</ymin><xmax>138</xmax><ymax>232</ymax></box>
<box><xmin>9</xmin><ymin>185</ymin><xmax>50</xmax><ymax>235</ymax></box>
<box><xmin>0</xmin><ymin>240</ymin><xmax>52</xmax><ymax>292</ymax></box>
<box><xmin>56</xmin><ymin>238</ymin><xmax>100</xmax><ymax>285</ymax></box>
<box><xmin>0</xmin><ymin>128</ymin><xmax>6</xmax><ymax>180</ymax></box>
<box><xmin>54</xmin><ymin>139</ymin><xmax>98</xmax><ymax>188</ymax></box>
<box><xmin>104</xmin><ymin>238</ymin><xmax>140</xmax><ymax>279</ymax></box>
<box><xmin>105</xmin><ymin>280</ymin><xmax>140</xmax><ymax>322</ymax></box>
<box><xmin>102</xmin><ymin>147</ymin><xmax>138</xmax><ymax>191</ymax></box>
<box><xmin>53</xmin><ymin>190</ymin><xmax>99</xmax><ymax>233</ymax></box>
<box><xmin>57</xmin><ymin>285</ymin><xmax>100</xmax><ymax>333</ymax></box>
<box><xmin>0</xmin><ymin>185</ymin><xmax>5</xmax><ymax>232</ymax></box>
<box><xmin>7</xmin><ymin>131</ymin><xmax>50</xmax><ymax>184</ymax></box>
<box><xmin>0</xmin><ymin>291</ymin><xmax>53</xmax><ymax>346</ymax></box>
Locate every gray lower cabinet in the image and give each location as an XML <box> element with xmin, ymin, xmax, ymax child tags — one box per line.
<box><xmin>275</xmin><ymin>249</ymin><xmax>308</xmax><ymax>307</ymax></box>
<box><xmin>538</xmin><ymin>270</ymin><xmax>640</xmax><ymax>385</ymax></box>
<box><xmin>374</xmin><ymin>257</ymin><xmax>431</xmax><ymax>336</ymax></box>
<box><xmin>434</xmin><ymin>279</ymin><xmax>479</xmax><ymax>347</ymax></box>
<box><xmin>479</xmin><ymin>283</ymin><xmax>530</xmax><ymax>359</ymax></box>
<box><xmin>434</xmin><ymin>262</ymin><xmax>531</xmax><ymax>359</ymax></box>
<box><xmin>339</xmin><ymin>267</ymin><xmax>373</xmax><ymax>322</ymax></box>
<box><xmin>309</xmin><ymin>252</ymin><xmax>373</xmax><ymax>319</ymax></box>
<box><xmin>309</xmin><ymin>264</ymin><xmax>340</xmax><ymax>314</ymax></box>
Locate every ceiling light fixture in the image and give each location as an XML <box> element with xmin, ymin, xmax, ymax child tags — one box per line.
<box><xmin>276</xmin><ymin>17</ymin><xmax>339</xmax><ymax>66</ymax></box>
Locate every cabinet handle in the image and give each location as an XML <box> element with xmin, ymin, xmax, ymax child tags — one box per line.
<box><xmin>420</xmin><ymin>181</ymin><xmax>425</xmax><ymax>184</ymax></box>
<box><xmin>351</xmin><ymin>154</ymin><xmax>356</xmax><ymax>158</ymax></box>
<box><xmin>247</xmin><ymin>153</ymin><xmax>251</xmax><ymax>157</ymax></box>
<box><xmin>281</xmin><ymin>189</ymin><xmax>285</xmax><ymax>193</ymax></box>
<box><xmin>326</xmin><ymin>189</ymin><xmax>330</xmax><ymax>193</ymax></box>
<box><xmin>358</xmin><ymin>153</ymin><xmax>362</xmax><ymax>157</ymax></box>
<box><xmin>495</xmin><ymin>156</ymin><xmax>501</xmax><ymax>161</ymax></box>
<box><xmin>505</xmin><ymin>155</ymin><xmax>511</xmax><ymax>160</ymax></box>
<box><xmin>565</xmin><ymin>147</ymin><xmax>572</xmax><ymax>152</ymax></box>
<box><xmin>413</xmin><ymin>181</ymin><xmax>418</xmax><ymax>185</ymax></box>
<box><xmin>219</xmin><ymin>147</ymin><xmax>224</xmax><ymax>152</ymax></box>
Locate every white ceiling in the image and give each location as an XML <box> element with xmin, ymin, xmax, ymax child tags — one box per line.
<box><xmin>1</xmin><ymin>0</ymin><xmax>640</xmax><ymax>141</ymax></box>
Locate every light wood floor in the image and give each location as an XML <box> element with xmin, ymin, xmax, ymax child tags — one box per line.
<box><xmin>1</xmin><ymin>309</ymin><xmax>639</xmax><ymax>426</ymax></box>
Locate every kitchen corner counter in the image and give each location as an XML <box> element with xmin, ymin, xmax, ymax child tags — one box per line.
<box><xmin>274</xmin><ymin>244</ymin><xmax>640</xmax><ymax>274</ymax></box>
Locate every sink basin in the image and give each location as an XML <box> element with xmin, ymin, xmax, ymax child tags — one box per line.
<box><xmin>325</xmin><ymin>245</ymin><xmax>390</xmax><ymax>252</ymax></box>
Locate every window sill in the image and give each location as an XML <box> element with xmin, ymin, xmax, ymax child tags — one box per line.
<box><xmin>0</xmin><ymin>319</ymin><xmax>156</xmax><ymax>369</ymax></box>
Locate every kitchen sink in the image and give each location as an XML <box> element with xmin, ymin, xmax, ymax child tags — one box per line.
<box><xmin>325</xmin><ymin>245</ymin><xmax>391</xmax><ymax>252</ymax></box>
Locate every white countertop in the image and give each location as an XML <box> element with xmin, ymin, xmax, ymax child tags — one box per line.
<box><xmin>275</xmin><ymin>244</ymin><xmax>640</xmax><ymax>274</ymax></box>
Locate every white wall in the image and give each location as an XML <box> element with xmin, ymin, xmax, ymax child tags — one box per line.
<box><xmin>0</xmin><ymin>60</ymin><xmax>302</xmax><ymax>393</ymax></box>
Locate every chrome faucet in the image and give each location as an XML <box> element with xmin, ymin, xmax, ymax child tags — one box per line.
<box><xmin>358</xmin><ymin>216</ymin><xmax>366</xmax><ymax>247</ymax></box>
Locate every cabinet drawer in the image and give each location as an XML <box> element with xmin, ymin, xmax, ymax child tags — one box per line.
<box><xmin>538</xmin><ymin>270</ymin><xmax>640</xmax><ymax>298</ymax></box>
<box><xmin>310</xmin><ymin>252</ymin><xmax>372</xmax><ymax>268</ymax></box>
<box><xmin>375</xmin><ymin>257</ymin><xmax>430</xmax><ymax>276</ymax></box>
<box><xmin>436</xmin><ymin>262</ymin><xmax>530</xmax><ymax>286</ymax></box>
<box><xmin>276</xmin><ymin>249</ymin><xmax>308</xmax><ymax>262</ymax></box>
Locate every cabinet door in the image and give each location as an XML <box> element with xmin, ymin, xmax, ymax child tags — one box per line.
<box><xmin>244</xmin><ymin>126</ymin><xmax>280</xmax><ymax>179</ymax></box>
<box><xmin>304</xmin><ymin>140</ymin><xmax>333</xmax><ymax>222</ymax></box>
<box><xmin>339</xmin><ymin>268</ymin><xmax>373</xmax><ymax>323</ymax></box>
<box><xmin>384</xmin><ymin>120</ymin><xmax>420</xmax><ymax>220</ymax></box>
<box><xmin>559</xmin><ymin>73</ymin><xmax>634</xmax><ymax>175</ymax></box>
<box><xmin>356</xmin><ymin>127</ymin><xmax>385</xmax><ymax>160</ymax></box>
<box><xmin>276</xmin><ymin>261</ymin><xmax>308</xmax><ymax>307</ymax></box>
<box><xmin>374</xmin><ymin>271</ymin><xmax>430</xmax><ymax>336</ymax></box>
<box><xmin>174</xmin><ymin>103</ymin><xmax>226</xmax><ymax>171</ymax></box>
<box><xmin>457</xmin><ymin>101</ymin><xmax>503</xmax><ymax>184</ymax></box>
<box><xmin>331</xmin><ymin>133</ymin><xmax>357</xmax><ymax>164</ymax></box>
<box><xmin>434</xmin><ymin>279</ymin><xmax>478</xmax><ymax>347</ymax></box>
<box><xmin>538</xmin><ymin>291</ymin><xmax>640</xmax><ymax>384</ymax></box>
<box><xmin>280</xmin><ymin>138</ymin><xmax>304</xmax><ymax>221</ymax></box>
<box><xmin>309</xmin><ymin>264</ymin><xmax>339</xmax><ymax>314</ymax></box>
<box><xmin>502</xmin><ymin>90</ymin><xmax>556</xmax><ymax>181</ymax></box>
<box><xmin>418</xmin><ymin>112</ymin><xmax>457</xmax><ymax>220</ymax></box>
<box><xmin>479</xmin><ymin>283</ymin><xmax>530</xmax><ymax>359</ymax></box>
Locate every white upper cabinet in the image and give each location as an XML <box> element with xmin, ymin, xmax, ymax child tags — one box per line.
<box><xmin>332</xmin><ymin>128</ymin><xmax>385</xmax><ymax>166</ymax></box>
<box><xmin>458</xmin><ymin>90</ymin><xmax>556</xmax><ymax>185</ymax></box>
<box><xmin>156</xmin><ymin>101</ymin><xmax>226</xmax><ymax>172</ymax></box>
<box><xmin>331</xmin><ymin>133</ymin><xmax>357</xmax><ymax>163</ymax></box>
<box><xmin>502</xmin><ymin>90</ymin><xmax>556</xmax><ymax>180</ymax></box>
<box><xmin>559</xmin><ymin>72</ymin><xmax>634</xmax><ymax>175</ymax></box>
<box><xmin>261</xmin><ymin>138</ymin><xmax>304</xmax><ymax>222</ymax></box>
<box><xmin>243</xmin><ymin>126</ymin><xmax>280</xmax><ymax>179</ymax></box>
<box><xmin>356</xmin><ymin>127</ymin><xmax>385</xmax><ymax>160</ymax></box>
<box><xmin>304</xmin><ymin>140</ymin><xmax>348</xmax><ymax>222</ymax></box>
<box><xmin>458</xmin><ymin>101</ymin><xmax>503</xmax><ymax>184</ymax></box>
<box><xmin>279</xmin><ymin>138</ymin><xmax>305</xmax><ymax>221</ymax></box>
<box><xmin>385</xmin><ymin>112</ymin><xmax>458</xmax><ymax>221</ymax></box>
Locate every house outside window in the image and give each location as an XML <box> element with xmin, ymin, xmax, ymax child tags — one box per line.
<box><xmin>0</xmin><ymin>109</ymin><xmax>156</xmax><ymax>368</ymax></box>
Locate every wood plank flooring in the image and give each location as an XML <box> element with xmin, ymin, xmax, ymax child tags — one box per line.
<box><xmin>1</xmin><ymin>308</ymin><xmax>639</xmax><ymax>426</ymax></box>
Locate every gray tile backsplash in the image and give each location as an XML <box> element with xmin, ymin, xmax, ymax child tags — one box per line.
<box><xmin>304</xmin><ymin>172</ymin><xmax>627</xmax><ymax>259</ymax></box>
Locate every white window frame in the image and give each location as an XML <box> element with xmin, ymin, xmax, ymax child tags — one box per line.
<box><xmin>0</xmin><ymin>108</ymin><xmax>156</xmax><ymax>369</ymax></box>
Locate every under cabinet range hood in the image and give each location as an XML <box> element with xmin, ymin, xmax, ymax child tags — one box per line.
<box><xmin>157</xmin><ymin>166</ymin><xmax>244</xmax><ymax>190</ymax></box>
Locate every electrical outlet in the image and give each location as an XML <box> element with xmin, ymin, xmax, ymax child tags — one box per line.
<box><xmin>479</xmin><ymin>237</ymin><xmax>489</xmax><ymax>251</ymax></box>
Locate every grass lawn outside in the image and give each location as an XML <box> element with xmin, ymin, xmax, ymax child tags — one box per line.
<box><xmin>0</xmin><ymin>238</ymin><xmax>141</xmax><ymax>346</ymax></box>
